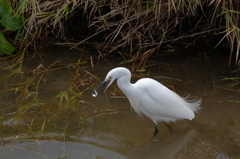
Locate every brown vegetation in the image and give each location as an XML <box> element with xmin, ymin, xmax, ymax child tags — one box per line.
<box><xmin>6</xmin><ymin>0</ymin><xmax>239</xmax><ymax>66</ymax></box>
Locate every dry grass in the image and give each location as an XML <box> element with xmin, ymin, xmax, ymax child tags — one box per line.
<box><xmin>75</xmin><ymin>0</ymin><xmax>240</xmax><ymax>66</ymax></box>
<box><xmin>5</xmin><ymin>0</ymin><xmax>239</xmax><ymax>66</ymax></box>
<box><xmin>0</xmin><ymin>54</ymin><xmax>105</xmax><ymax>133</ymax></box>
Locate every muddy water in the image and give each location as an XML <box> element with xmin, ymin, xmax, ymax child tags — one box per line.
<box><xmin>0</xmin><ymin>46</ymin><xmax>239</xmax><ymax>159</ymax></box>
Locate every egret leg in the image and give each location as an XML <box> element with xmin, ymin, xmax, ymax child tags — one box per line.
<box><xmin>153</xmin><ymin>123</ymin><xmax>159</xmax><ymax>137</ymax></box>
<box><xmin>164</xmin><ymin>122</ymin><xmax>173</xmax><ymax>132</ymax></box>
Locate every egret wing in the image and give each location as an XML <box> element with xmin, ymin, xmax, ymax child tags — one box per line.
<box><xmin>136</xmin><ymin>78</ymin><xmax>195</xmax><ymax>122</ymax></box>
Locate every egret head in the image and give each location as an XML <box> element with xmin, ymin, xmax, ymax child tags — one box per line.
<box><xmin>92</xmin><ymin>68</ymin><xmax>120</xmax><ymax>98</ymax></box>
<box><xmin>92</xmin><ymin>67</ymin><xmax>129</xmax><ymax>98</ymax></box>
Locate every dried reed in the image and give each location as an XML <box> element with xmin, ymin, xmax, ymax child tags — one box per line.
<box><xmin>5</xmin><ymin>0</ymin><xmax>239</xmax><ymax>66</ymax></box>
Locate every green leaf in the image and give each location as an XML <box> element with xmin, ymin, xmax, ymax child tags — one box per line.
<box><xmin>0</xmin><ymin>1</ymin><xmax>12</xmax><ymax>16</ymax></box>
<box><xmin>0</xmin><ymin>30</ymin><xmax>15</xmax><ymax>55</ymax></box>
<box><xmin>1</xmin><ymin>13</ymin><xmax>24</xmax><ymax>31</ymax></box>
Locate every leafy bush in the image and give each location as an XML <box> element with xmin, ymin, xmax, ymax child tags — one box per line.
<box><xmin>0</xmin><ymin>1</ymin><xmax>24</xmax><ymax>55</ymax></box>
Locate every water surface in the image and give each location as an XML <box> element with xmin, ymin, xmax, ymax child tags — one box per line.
<box><xmin>0</xmin><ymin>46</ymin><xmax>239</xmax><ymax>159</ymax></box>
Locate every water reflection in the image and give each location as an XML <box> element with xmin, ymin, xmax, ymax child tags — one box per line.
<box><xmin>0</xmin><ymin>140</ymin><xmax>126</xmax><ymax>159</ymax></box>
<box><xmin>131</xmin><ymin>130</ymin><xmax>196</xmax><ymax>159</ymax></box>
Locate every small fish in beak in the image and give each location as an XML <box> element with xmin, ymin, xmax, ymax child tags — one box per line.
<box><xmin>92</xmin><ymin>90</ymin><xmax>98</xmax><ymax>97</ymax></box>
<box><xmin>92</xmin><ymin>79</ymin><xmax>110</xmax><ymax>98</ymax></box>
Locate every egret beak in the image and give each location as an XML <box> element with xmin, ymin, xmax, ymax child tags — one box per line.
<box><xmin>92</xmin><ymin>79</ymin><xmax>110</xmax><ymax>98</ymax></box>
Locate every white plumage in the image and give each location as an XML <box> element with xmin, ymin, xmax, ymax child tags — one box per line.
<box><xmin>92</xmin><ymin>67</ymin><xmax>201</xmax><ymax>136</ymax></box>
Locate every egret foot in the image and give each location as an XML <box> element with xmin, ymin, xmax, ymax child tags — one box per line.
<box><xmin>153</xmin><ymin>123</ymin><xmax>159</xmax><ymax>137</ymax></box>
<box><xmin>153</xmin><ymin>123</ymin><xmax>172</xmax><ymax>138</ymax></box>
<box><xmin>164</xmin><ymin>122</ymin><xmax>173</xmax><ymax>132</ymax></box>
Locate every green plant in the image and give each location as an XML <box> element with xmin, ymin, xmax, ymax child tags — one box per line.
<box><xmin>0</xmin><ymin>1</ymin><xmax>24</xmax><ymax>55</ymax></box>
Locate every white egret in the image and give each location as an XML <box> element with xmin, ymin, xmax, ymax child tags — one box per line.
<box><xmin>92</xmin><ymin>67</ymin><xmax>201</xmax><ymax>136</ymax></box>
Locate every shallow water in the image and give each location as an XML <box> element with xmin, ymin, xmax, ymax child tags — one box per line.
<box><xmin>0</xmin><ymin>46</ymin><xmax>239</xmax><ymax>159</ymax></box>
